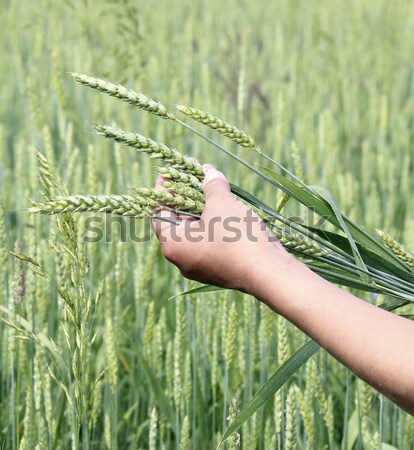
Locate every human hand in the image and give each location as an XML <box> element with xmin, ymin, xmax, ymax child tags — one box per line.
<box><xmin>154</xmin><ymin>168</ymin><xmax>414</xmax><ymax>418</ymax></box>
<box><xmin>151</xmin><ymin>164</ymin><xmax>295</xmax><ymax>294</ymax></box>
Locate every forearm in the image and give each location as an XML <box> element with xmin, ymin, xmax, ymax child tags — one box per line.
<box><xmin>248</xmin><ymin>250</ymin><xmax>414</xmax><ymax>414</ymax></box>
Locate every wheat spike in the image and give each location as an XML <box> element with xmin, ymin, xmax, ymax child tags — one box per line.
<box><xmin>12</xmin><ymin>239</ymin><xmax>25</xmax><ymax>304</ymax></box>
<box><xmin>94</xmin><ymin>124</ymin><xmax>203</xmax><ymax>177</ymax></box>
<box><xmin>158</xmin><ymin>166</ymin><xmax>203</xmax><ymax>191</ymax></box>
<box><xmin>133</xmin><ymin>187</ymin><xmax>204</xmax><ymax>213</ymax></box>
<box><xmin>273</xmin><ymin>227</ymin><xmax>330</xmax><ymax>258</ymax></box>
<box><xmin>285</xmin><ymin>385</ymin><xmax>297</xmax><ymax>450</ymax></box>
<box><xmin>180</xmin><ymin>415</ymin><xmax>190</xmax><ymax>450</ymax></box>
<box><xmin>29</xmin><ymin>194</ymin><xmax>155</xmax><ymax>218</ymax></box>
<box><xmin>149</xmin><ymin>407</ymin><xmax>158</xmax><ymax>450</ymax></box>
<box><xmin>294</xmin><ymin>385</ymin><xmax>315</xmax><ymax>446</ymax></box>
<box><xmin>173</xmin><ymin>298</ymin><xmax>186</xmax><ymax>412</ymax></box>
<box><xmin>19</xmin><ymin>386</ymin><xmax>34</xmax><ymax>450</ymax></box>
<box><xmin>226</xmin><ymin>397</ymin><xmax>241</xmax><ymax>449</ymax></box>
<box><xmin>376</xmin><ymin>229</ymin><xmax>414</xmax><ymax>269</ymax></box>
<box><xmin>69</xmin><ymin>72</ymin><xmax>175</xmax><ymax>119</ymax></box>
<box><xmin>224</xmin><ymin>302</ymin><xmax>237</xmax><ymax>368</ymax></box>
<box><xmin>162</xmin><ymin>180</ymin><xmax>205</xmax><ymax>203</ymax></box>
<box><xmin>176</xmin><ymin>104</ymin><xmax>261</xmax><ymax>153</ymax></box>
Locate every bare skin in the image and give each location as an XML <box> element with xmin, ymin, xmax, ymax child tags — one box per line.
<box><xmin>152</xmin><ymin>164</ymin><xmax>414</xmax><ymax>415</ymax></box>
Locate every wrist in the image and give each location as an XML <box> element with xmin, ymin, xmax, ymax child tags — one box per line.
<box><xmin>243</xmin><ymin>248</ymin><xmax>314</xmax><ymax>312</ymax></box>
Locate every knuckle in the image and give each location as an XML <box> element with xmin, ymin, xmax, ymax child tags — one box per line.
<box><xmin>160</xmin><ymin>241</ymin><xmax>177</xmax><ymax>264</ymax></box>
<box><xmin>180</xmin><ymin>267</ymin><xmax>197</xmax><ymax>282</ymax></box>
<box><xmin>161</xmin><ymin>241</ymin><xmax>190</xmax><ymax>270</ymax></box>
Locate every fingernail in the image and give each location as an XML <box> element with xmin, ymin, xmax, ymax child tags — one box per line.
<box><xmin>202</xmin><ymin>163</ymin><xmax>215</xmax><ymax>174</ymax></box>
<box><xmin>203</xmin><ymin>168</ymin><xmax>224</xmax><ymax>183</ymax></box>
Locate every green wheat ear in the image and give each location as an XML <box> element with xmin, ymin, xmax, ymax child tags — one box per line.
<box><xmin>161</xmin><ymin>181</ymin><xmax>205</xmax><ymax>203</ymax></box>
<box><xmin>69</xmin><ymin>72</ymin><xmax>176</xmax><ymax>120</ymax></box>
<box><xmin>93</xmin><ymin>124</ymin><xmax>203</xmax><ymax>178</ymax></box>
<box><xmin>29</xmin><ymin>194</ymin><xmax>155</xmax><ymax>218</ymax></box>
<box><xmin>376</xmin><ymin>229</ymin><xmax>414</xmax><ymax>270</ymax></box>
<box><xmin>133</xmin><ymin>188</ymin><xmax>204</xmax><ymax>214</ymax></box>
<box><xmin>158</xmin><ymin>166</ymin><xmax>203</xmax><ymax>191</ymax></box>
<box><xmin>176</xmin><ymin>104</ymin><xmax>261</xmax><ymax>154</ymax></box>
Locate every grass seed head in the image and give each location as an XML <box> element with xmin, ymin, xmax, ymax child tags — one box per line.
<box><xmin>134</xmin><ymin>187</ymin><xmax>204</xmax><ymax>213</ymax></box>
<box><xmin>376</xmin><ymin>229</ymin><xmax>414</xmax><ymax>269</ymax></box>
<box><xmin>69</xmin><ymin>73</ymin><xmax>176</xmax><ymax>119</ymax></box>
<box><xmin>162</xmin><ymin>181</ymin><xmax>205</xmax><ymax>203</ymax></box>
<box><xmin>30</xmin><ymin>194</ymin><xmax>155</xmax><ymax>218</ymax></box>
<box><xmin>94</xmin><ymin>124</ymin><xmax>203</xmax><ymax>177</ymax></box>
<box><xmin>176</xmin><ymin>104</ymin><xmax>261</xmax><ymax>153</ymax></box>
<box><xmin>12</xmin><ymin>239</ymin><xmax>25</xmax><ymax>304</ymax></box>
<box><xmin>158</xmin><ymin>166</ymin><xmax>203</xmax><ymax>191</ymax></box>
<box><xmin>274</xmin><ymin>228</ymin><xmax>330</xmax><ymax>258</ymax></box>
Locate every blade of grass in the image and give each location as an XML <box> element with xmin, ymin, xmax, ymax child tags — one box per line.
<box><xmin>217</xmin><ymin>340</ymin><xmax>319</xmax><ymax>449</ymax></box>
<box><xmin>306</xmin><ymin>227</ymin><xmax>414</xmax><ymax>284</ymax></box>
<box><xmin>311</xmin><ymin>186</ymin><xmax>370</xmax><ymax>282</ymax></box>
<box><xmin>169</xmin><ymin>284</ymin><xmax>226</xmax><ymax>300</ymax></box>
<box><xmin>260</xmin><ymin>167</ymin><xmax>413</xmax><ymax>273</ymax></box>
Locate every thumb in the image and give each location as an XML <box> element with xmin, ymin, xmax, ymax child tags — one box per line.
<box><xmin>202</xmin><ymin>164</ymin><xmax>231</xmax><ymax>201</ymax></box>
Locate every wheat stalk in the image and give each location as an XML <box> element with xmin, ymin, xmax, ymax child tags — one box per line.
<box><xmin>69</xmin><ymin>72</ymin><xmax>175</xmax><ymax>119</ymax></box>
<box><xmin>94</xmin><ymin>124</ymin><xmax>204</xmax><ymax>177</ymax></box>
<box><xmin>176</xmin><ymin>105</ymin><xmax>261</xmax><ymax>153</ymax></box>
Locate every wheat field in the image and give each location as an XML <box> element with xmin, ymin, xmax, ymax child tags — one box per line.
<box><xmin>1</xmin><ymin>0</ymin><xmax>414</xmax><ymax>449</ymax></box>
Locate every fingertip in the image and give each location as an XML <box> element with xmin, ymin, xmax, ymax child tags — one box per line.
<box><xmin>202</xmin><ymin>165</ymin><xmax>230</xmax><ymax>200</ymax></box>
<box><xmin>202</xmin><ymin>163</ymin><xmax>215</xmax><ymax>174</ymax></box>
<box><xmin>203</xmin><ymin>168</ymin><xmax>226</xmax><ymax>185</ymax></box>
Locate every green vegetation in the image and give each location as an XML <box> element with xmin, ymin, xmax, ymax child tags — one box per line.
<box><xmin>1</xmin><ymin>0</ymin><xmax>414</xmax><ymax>449</ymax></box>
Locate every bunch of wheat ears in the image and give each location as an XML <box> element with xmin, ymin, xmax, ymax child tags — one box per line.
<box><xmin>31</xmin><ymin>73</ymin><xmax>414</xmax><ymax>302</ymax></box>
